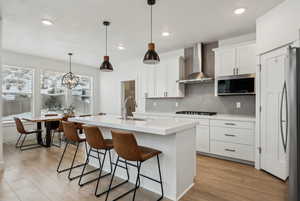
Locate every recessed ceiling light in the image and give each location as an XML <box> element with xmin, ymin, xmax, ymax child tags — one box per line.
<box><xmin>162</xmin><ymin>32</ymin><xmax>170</xmax><ymax>37</ymax></box>
<box><xmin>41</xmin><ymin>19</ymin><xmax>54</xmax><ymax>26</ymax></box>
<box><xmin>234</xmin><ymin>8</ymin><xmax>246</xmax><ymax>15</ymax></box>
<box><xmin>117</xmin><ymin>44</ymin><xmax>125</xmax><ymax>50</ymax></box>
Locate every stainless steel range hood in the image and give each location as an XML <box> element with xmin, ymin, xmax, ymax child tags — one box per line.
<box><xmin>178</xmin><ymin>43</ymin><xmax>213</xmax><ymax>84</ymax></box>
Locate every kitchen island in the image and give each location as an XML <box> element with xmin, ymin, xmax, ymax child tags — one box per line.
<box><xmin>69</xmin><ymin>115</ymin><xmax>197</xmax><ymax>201</ymax></box>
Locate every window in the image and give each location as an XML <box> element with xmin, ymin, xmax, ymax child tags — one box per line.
<box><xmin>40</xmin><ymin>71</ymin><xmax>66</xmax><ymax>115</ymax></box>
<box><xmin>71</xmin><ymin>75</ymin><xmax>92</xmax><ymax>115</ymax></box>
<box><xmin>2</xmin><ymin>65</ymin><xmax>34</xmax><ymax>121</ymax></box>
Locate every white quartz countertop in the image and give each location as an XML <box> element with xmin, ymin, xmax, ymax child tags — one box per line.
<box><xmin>68</xmin><ymin>115</ymin><xmax>197</xmax><ymax>135</ymax></box>
<box><xmin>133</xmin><ymin>112</ymin><xmax>256</xmax><ymax>122</ymax></box>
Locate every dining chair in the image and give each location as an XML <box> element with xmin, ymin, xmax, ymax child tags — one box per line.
<box><xmin>14</xmin><ymin>117</ymin><xmax>43</xmax><ymax>151</ymax></box>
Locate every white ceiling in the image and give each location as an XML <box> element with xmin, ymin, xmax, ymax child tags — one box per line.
<box><xmin>2</xmin><ymin>0</ymin><xmax>283</xmax><ymax>67</ymax></box>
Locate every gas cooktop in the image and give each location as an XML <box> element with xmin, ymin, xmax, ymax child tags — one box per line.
<box><xmin>175</xmin><ymin>111</ymin><xmax>217</xmax><ymax>116</ymax></box>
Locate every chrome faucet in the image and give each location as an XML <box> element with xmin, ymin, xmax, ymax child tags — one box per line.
<box><xmin>121</xmin><ymin>96</ymin><xmax>137</xmax><ymax>120</ymax></box>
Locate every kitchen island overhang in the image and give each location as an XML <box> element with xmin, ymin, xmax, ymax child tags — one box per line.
<box><xmin>69</xmin><ymin>115</ymin><xmax>197</xmax><ymax>201</ymax></box>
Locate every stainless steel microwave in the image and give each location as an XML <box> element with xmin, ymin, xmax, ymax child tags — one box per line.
<box><xmin>217</xmin><ymin>74</ymin><xmax>255</xmax><ymax>96</ymax></box>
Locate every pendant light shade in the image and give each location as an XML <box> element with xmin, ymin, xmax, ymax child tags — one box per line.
<box><xmin>62</xmin><ymin>53</ymin><xmax>79</xmax><ymax>89</ymax></box>
<box><xmin>143</xmin><ymin>0</ymin><xmax>160</xmax><ymax>65</ymax></box>
<box><xmin>100</xmin><ymin>21</ymin><xmax>113</xmax><ymax>72</ymax></box>
<box><xmin>143</xmin><ymin>42</ymin><xmax>160</xmax><ymax>64</ymax></box>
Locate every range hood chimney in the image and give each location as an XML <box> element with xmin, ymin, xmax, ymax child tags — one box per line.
<box><xmin>178</xmin><ymin>43</ymin><xmax>213</xmax><ymax>84</ymax></box>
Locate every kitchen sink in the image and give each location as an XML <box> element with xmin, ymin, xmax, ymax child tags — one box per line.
<box><xmin>118</xmin><ymin>117</ymin><xmax>147</xmax><ymax>121</ymax></box>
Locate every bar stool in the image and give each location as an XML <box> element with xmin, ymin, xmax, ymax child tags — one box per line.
<box><xmin>56</xmin><ymin>121</ymin><xmax>98</xmax><ymax>180</ymax></box>
<box><xmin>105</xmin><ymin>130</ymin><xmax>164</xmax><ymax>201</ymax></box>
<box><xmin>79</xmin><ymin>125</ymin><xmax>115</xmax><ymax>196</ymax></box>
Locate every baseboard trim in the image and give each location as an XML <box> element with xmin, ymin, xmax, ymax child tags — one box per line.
<box><xmin>197</xmin><ymin>152</ymin><xmax>254</xmax><ymax>166</ymax></box>
<box><xmin>176</xmin><ymin>183</ymin><xmax>194</xmax><ymax>201</ymax></box>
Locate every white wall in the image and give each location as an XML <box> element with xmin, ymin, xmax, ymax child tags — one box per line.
<box><xmin>0</xmin><ymin>19</ymin><xmax>3</xmax><ymax>166</ymax></box>
<box><xmin>256</xmin><ymin>0</ymin><xmax>300</xmax><ymax>54</ymax></box>
<box><xmin>99</xmin><ymin>59</ymin><xmax>142</xmax><ymax>115</ymax></box>
<box><xmin>2</xmin><ymin>50</ymin><xmax>101</xmax><ymax>143</ymax></box>
<box><xmin>219</xmin><ymin>33</ymin><xmax>256</xmax><ymax>47</ymax></box>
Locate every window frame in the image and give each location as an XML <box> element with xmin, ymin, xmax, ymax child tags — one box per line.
<box><xmin>1</xmin><ymin>65</ymin><xmax>35</xmax><ymax>123</ymax></box>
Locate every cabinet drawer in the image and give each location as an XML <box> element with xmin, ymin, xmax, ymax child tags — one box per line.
<box><xmin>211</xmin><ymin>120</ymin><xmax>254</xmax><ymax>130</ymax></box>
<box><xmin>210</xmin><ymin>141</ymin><xmax>254</xmax><ymax>161</ymax></box>
<box><xmin>211</xmin><ymin>127</ymin><xmax>254</xmax><ymax>145</ymax></box>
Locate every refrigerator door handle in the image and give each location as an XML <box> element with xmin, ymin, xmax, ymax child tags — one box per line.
<box><xmin>280</xmin><ymin>81</ymin><xmax>288</xmax><ymax>153</ymax></box>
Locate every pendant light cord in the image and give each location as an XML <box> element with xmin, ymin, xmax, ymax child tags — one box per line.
<box><xmin>150</xmin><ymin>5</ymin><xmax>153</xmax><ymax>43</ymax></box>
<box><xmin>69</xmin><ymin>53</ymin><xmax>72</xmax><ymax>72</ymax></box>
<box><xmin>105</xmin><ymin>25</ymin><xmax>108</xmax><ymax>56</ymax></box>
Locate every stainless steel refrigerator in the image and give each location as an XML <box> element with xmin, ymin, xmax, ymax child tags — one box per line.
<box><xmin>288</xmin><ymin>46</ymin><xmax>300</xmax><ymax>201</ymax></box>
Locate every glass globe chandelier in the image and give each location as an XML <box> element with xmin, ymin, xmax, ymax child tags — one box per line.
<box><xmin>62</xmin><ymin>53</ymin><xmax>80</xmax><ymax>89</ymax></box>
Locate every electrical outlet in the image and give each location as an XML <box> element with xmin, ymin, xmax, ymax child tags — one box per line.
<box><xmin>175</xmin><ymin>102</ymin><xmax>179</xmax><ymax>107</ymax></box>
<box><xmin>236</xmin><ymin>102</ymin><xmax>241</xmax><ymax>109</ymax></box>
<box><xmin>153</xmin><ymin>102</ymin><xmax>157</xmax><ymax>107</ymax></box>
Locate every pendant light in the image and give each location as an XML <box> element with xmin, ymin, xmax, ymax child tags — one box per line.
<box><xmin>100</xmin><ymin>21</ymin><xmax>114</xmax><ymax>72</ymax></box>
<box><xmin>62</xmin><ymin>53</ymin><xmax>79</xmax><ymax>89</ymax></box>
<box><xmin>143</xmin><ymin>0</ymin><xmax>160</xmax><ymax>65</ymax></box>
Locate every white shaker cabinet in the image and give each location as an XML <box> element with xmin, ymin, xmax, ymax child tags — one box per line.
<box><xmin>214</xmin><ymin>41</ymin><xmax>256</xmax><ymax>77</ymax></box>
<box><xmin>142</xmin><ymin>49</ymin><xmax>185</xmax><ymax>98</ymax></box>
<box><xmin>145</xmin><ymin>66</ymin><xmax>156</xmax><ymax>98</ymax></box>
<box><xmin>236</xmin><ymin>43</ymin><xmax>257</xmax><ymax>75</ymax></box>
<box><xmin>215</xmin><ymin>48</ymin><xmax>236</xmax><ymax>76</ymax></box>
<box><xmin>256</xmin><ymin>0</ymin><xmax>300</xmax><ymax>55</ymax></box>
<box><xmin>196</xmin><ymin>121</ymin><xmax>210</xmax><ymax>153</ymax></box>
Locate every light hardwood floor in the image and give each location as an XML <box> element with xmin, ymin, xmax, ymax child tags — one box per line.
<box><xmin>0</xmin><ymin>143</ymin><xmax>287</xmax><ymax>201</ymax></box>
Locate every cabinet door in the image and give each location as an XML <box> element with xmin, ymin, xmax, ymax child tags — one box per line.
<box><xmin>236</xmin><ymin>43</ymin><xmax>256</xmax><ymax>75</ymax></box>
<box><xmin>196</xmin><ymin>125</ymin><xmax>210</xmax><ymax>153</ymax></box>
<box><xmin>145</xmin><ymin>66</ymin><xmax>156</xmax><ymax>98</ymax></box>
<box><xmin>155</xmin><ymin>62</ymin><xmax>167</xmax><ymax>98</ymax></box>
<box><xmin>216</xmin><ymin>48</ymin><xmax>236</xmax><ymax>77</ymax></box>
<box><xmin>165</xmin><ymin>57</ymin><xmax>182</xmax><ymax>97</ymax></box>
<box><xmin>260</xmin><ymin>48</ymin><xmax>288</xmax><ymax>180</ymax></box>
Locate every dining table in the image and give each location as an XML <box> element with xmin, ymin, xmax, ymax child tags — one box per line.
<box><xmin>23</xmin><ymin>115</ymin><xmax>64</xmax><ymax>147</ymax></box>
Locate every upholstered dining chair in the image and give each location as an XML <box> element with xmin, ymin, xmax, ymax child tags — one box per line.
<box><xmin>14</xmin><ymin>117</ymin><xmax>43</xmax><ymax>151</ymax></box>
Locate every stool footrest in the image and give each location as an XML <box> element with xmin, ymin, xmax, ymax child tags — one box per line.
<box><xmin>69</xmin><ymin>167</ymin><xmax>100</xmax><ymax>181</ymax></box>
<box><xmin>96</xmin><ymin>179</ymin><xmax>129</xmax><ymax>197</ymax></box>
<box><xmin>140</xmin><ymin>173</ymin><xmax>162</xmax><ymax>184</ymax></box>
<box><xmin>57</xmin><ymin>163</ymin><xmax>85</xmax><ymax>173</ymax></box>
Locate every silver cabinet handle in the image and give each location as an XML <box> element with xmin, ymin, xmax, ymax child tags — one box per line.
<box><xmin>225</xmin><ymin>123</ymin><xmax>236</xmax><ymax>126</ymax></box>
<box><xmin>225</xmin><ymin>148</ymin><xmax>236</xmax><ymax>152</ymax></box>
<box><xmin>280</xmin><ymin>81</ymin><xmax>288</xmax><ymax>153</ymax></box>
<box><xmin>224</xmin><ymin>134</ymin><xmax>236</xmax><ymax>137</ymax></box>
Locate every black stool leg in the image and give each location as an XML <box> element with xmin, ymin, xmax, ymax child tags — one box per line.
<box><xmin>15</xmin><ymin>134</ymin><xmax>22</xmax><ymax>148</ymax></box>
<box><xmin>68</xmin><ymin>142</ymin><xmax>80</xmax><ymax>180</ymax></box>
<box><xmin>157</xmin><ymin>155</ymin><xmax>164</xmax><ymax>201</ymax></box>
<box><xmin>105</xmin><ymin>156</ymin><xmax>120</xmax><ymax>201</ymax></box>
<box><xmin>132</xmin><ymin>161</ymin><xmax>142</xmax><ymax>201</ymax></box>
<box><xmin>57</xmin><ymin>142</ymin><xmax>69</xmax><ymax>173</ymax></box>
<box><xmin>78</xmin><ymin>147</ymin><xmax>92</xmax><ymax>186</ymax></box>
<box><xmin>94</xmin><ymin>149</ymin><xmax>107</xmax><ymax>195</ymax></box>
